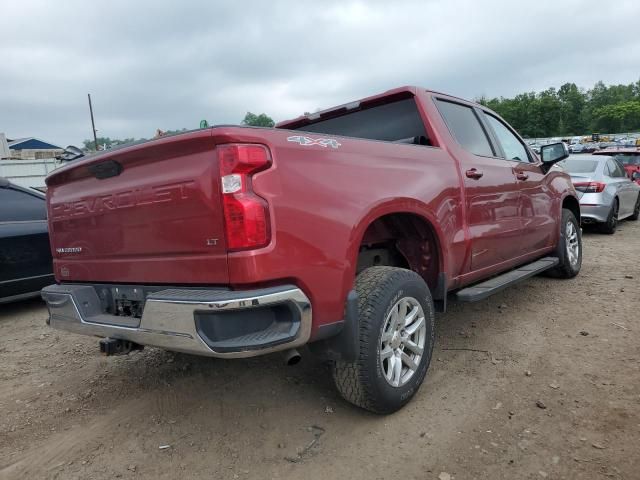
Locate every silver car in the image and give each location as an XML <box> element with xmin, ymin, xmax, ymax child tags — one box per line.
<box><xmin>558</xmin><ymin>154</ymin><xmax>640</xmax><ymax>233</ymax></box>
<box><xmin>569</xmin><ymin>143</ymin><xmax>585</xmax><ymax>153</ymax></box>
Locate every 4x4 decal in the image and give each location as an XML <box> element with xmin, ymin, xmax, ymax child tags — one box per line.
<box><xmin>287</xmin><ymin>135</ymin><xmax>341</xmax><ymax>149</ymax></box>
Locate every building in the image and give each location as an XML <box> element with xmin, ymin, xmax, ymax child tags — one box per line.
<box><xmin>0</xmin><ymin>133</ymin><xmax>64</xmax><ymax>188</ymax></box>
<box><xmin>5</xmin><ymin>136</ymin><xmax>64</xmax><ymax>160</ymax></box>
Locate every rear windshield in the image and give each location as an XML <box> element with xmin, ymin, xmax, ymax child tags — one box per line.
<box><xmin>293</xmin><ymin>98</ymin><xmax>428</xmax><ymax>143</ymax></box>
<box><xmin>611</xmin><ymin>153</ymin><xmax>640</xmax><ymax>165</ymax></box>
<box><xmin>559</xmin><ymin>159</ymin><xmax>599</xmax><ymax>173</ymax></box>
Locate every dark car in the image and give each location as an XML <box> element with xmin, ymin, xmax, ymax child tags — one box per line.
<box><xmin>0</xmin><ymin>177</ymin><xmax>54</xmax><ymax>303</ymax></box>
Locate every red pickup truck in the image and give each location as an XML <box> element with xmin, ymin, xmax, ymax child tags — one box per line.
<box><xmin>42</xmin><ymin>86</ymin><xmax>582</xmax><ymax>413</ymax></box>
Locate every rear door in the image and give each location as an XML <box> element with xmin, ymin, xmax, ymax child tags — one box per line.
<box><xmin>0</xmin><ymin>185</ymin><xmax>53</xmax><ymax>300</ymax></box>
<box><xmin>608</xmin><ymin>159</ymin><xmax>635</xmax><ymax>217</ymax></box>
<box><xmin>435</xmin><ymin>99</ymin><xmax>523</xmax><ymax>272</ymax></box>
<box><xmin>481</xmin><ymin>112</ymin><xmax>557</xmax><ymax>252</ymax></box>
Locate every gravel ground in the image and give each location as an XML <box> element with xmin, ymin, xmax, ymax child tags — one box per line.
<box><xmin>1</xmin><ymin>221</ymin><xmax>639</xmax><ymax>480</ymax></box>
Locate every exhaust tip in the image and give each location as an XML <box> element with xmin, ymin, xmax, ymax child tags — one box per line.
<box><xmin>283</xmin><ymin>348</ymin><xmax>302</xmax><ymax>366</ymax></box>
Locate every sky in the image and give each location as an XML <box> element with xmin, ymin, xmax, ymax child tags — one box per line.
<box><xmin>1</xmin><ymin>0</ymin><xmax>639</xmax><ymax>147</ymax></box>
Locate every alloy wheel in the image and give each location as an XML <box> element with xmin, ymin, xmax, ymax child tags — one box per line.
<box><xmin>565</xmin><ymin>220</ymin><xmax>580</xmax><ymax>267</ymax></box>
<box><xmin>379</xmin><ymin>297</ymin><xmax>426</xmax><ymax>387</ymax></box>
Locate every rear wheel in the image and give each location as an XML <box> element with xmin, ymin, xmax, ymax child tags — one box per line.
<box><xmin>598</xmin><ymin>199</ymin><xmax>619</xmax><ymax>234</ymax></box>
<box><xmin>629</xmin><ymin>194</ymin><xmax>640</xmax><ymax>221</ymax></box>
<box><xmin>332</xmin><ymin>267</ymin><xmax>435</xmax><ymax>414</ymax></box>
<box><xmin>547</xmin><ymin>208</ymin><xmax>582</xmax><ymax>278</ymax></box>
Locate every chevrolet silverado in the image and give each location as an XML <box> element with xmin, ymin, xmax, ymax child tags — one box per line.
<box><xmin>42</xmin><ymin>86</ymin><xmax>581</xmax><ymax>413</ymax></box>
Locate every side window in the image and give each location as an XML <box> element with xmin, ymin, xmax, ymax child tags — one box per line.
<box><xmin>435</xmin><ymin>100</ymin><xmax>494</xmax><ymax>157</ymax></box>
<box><xmin>483</xmin><ymin>113</ymin><xmax>530</xmax><ymax>162</ymax></box>
<box><xmin>604</xmin><ymin>161</ymin><xmax>612</xmax><ymax>176</ymax></box>
<box><xmin>613</xmin><ymin>160</ymin><xmax>627</xmax><ymax>178</ymax></box>
<box><xmin>606</xmin><ymin>159</ymin><xmax>624</xmax><ymax>178</ymax></box>
<box><xmin>0</xmin><ymin>187</ymin><xmax>47</xmax><ymax>222</ymax></box>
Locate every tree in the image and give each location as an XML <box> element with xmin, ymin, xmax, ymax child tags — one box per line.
<box><xmin>592</xmin><ymin>101</ymin><xmax>640</xmax><ymax>133</ymax></box>
<box><xmin>558</xmin><ymin>83</ymin><xmax>586</xmax><ymax>135</ymax></box>
<box><xmin>241</xmin><ymin>112</ymin><xmax>275</xmax><ymax>127</ymax></box>
<box><xmin>537</xmin><ymin>88</ymin><xmax>562</xmax><ymax>136</ymax></box>
<box><xmin>480</xmin><ymin>78</ymin><xmax>640</xmax><ymax>136</ymax></box>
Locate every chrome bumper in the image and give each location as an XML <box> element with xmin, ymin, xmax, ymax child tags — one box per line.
<box><xmin>41</xmin><ymin>284</ymin><xmax>312</xmax><ymax>359</ymax></box>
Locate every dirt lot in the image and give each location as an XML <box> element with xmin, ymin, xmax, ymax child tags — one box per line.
<box><xmin>1</xmin><ymin>222</ymin><xmax>639</xmax><ymax>480</ymax></box>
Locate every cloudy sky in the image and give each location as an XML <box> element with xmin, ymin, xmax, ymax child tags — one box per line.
<box><xmin>1</xmin><ymin>0</ymin><xmax>639</xmax><ymax>146</ymax></box>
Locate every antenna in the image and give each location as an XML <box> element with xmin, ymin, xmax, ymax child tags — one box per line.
<box><xmin>88</xmin><ymin>94</ymin><xmax>98</xmax><ymax>150</ymax></box>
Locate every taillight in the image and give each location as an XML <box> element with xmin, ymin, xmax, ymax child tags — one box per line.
<box><xmin>218</xmin><ymin>144</ymin><xmax>272</xmax><ymax>251</ymax></box>
<box><xmin>573</xmin><ymin>181</ymin><xmax>605</xmax><ymax>193</ymax></box>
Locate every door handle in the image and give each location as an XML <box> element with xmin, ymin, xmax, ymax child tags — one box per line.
<box><xmin>465</xmin><ymin>168</ymin><xmax>483</xmax><ymax>179</ymax></box>
<box><xmin>516</xmin><ymin>172</ymin><xmax>529</xmax><ymax>181</ymax></box>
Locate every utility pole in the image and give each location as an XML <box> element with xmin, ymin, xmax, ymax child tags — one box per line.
<box><xmin>87</xmin><ymin>93</ymin><xmax>98</xmax><ymax>151</ymax></box>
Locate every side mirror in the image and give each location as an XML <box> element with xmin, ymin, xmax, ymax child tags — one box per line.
<box><xmin>632</xmin><ymin>171</ymin><xmax>640</xmax><ymax>181</ymax></box>
<box><xmin>540</xmin><ymin>142</ymin><xmax>569</xmax><ymax>173</ymax></box>
<box><xmin>56</xmin><ymin>145</ymin><xmax>85</xmax><ymax>162</ymax></box>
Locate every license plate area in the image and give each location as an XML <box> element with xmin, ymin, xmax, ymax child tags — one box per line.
<box><xmin>112</xmin><ymin>286</ymin><xmax>146</xmax><ymax>318</ymax></box>
<box><xmin>92</xmin><ymin>285</ymin><xmax>163</xmax><ymax>319</ymax></box>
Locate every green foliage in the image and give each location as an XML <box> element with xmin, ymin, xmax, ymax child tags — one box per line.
<box><xmin>478</xmin><ymin>79</ymin><xmax>640</xmax><ymax>137</ymax></box>
<box><xmin>592</xmin><ymin>101</ymin><xmax>640</xmax><ymax>133</ymax></box>
<box><xmin>241</xmin><ymin>112</ymin><xmax>275</xmax><ymax>127</ymax></box>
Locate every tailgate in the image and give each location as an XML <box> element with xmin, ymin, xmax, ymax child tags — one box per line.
<box><xmin>46</xmin><ymin>131</ymin><xmax>229</xmax><ymax>284</ymax></box>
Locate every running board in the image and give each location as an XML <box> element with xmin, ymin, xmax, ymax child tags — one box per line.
<box><xmin>456</xmin><ymin>257</ymin><xmax>559</xmax><ymax>302</ymax></box>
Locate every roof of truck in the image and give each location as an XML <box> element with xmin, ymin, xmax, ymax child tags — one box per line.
<box><xmin>277</xmin><ymin>86</ymin><xmax>419</xmax><ymax>129</ymax></box>
<box><xmin>276</xmin><ymin>86</ymin><xmax>475</xmax><ymax>130</ymax></box>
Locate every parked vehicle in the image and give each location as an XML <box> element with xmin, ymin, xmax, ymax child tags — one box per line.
<box><xmin>569</xmin><ymin>143</ymin><xmax>585</xmax><ymax>153</ymax></box>
<box><xmin>594</xmin><ymin>148</ymin><xmax>640</xmax><ymax>185</ymax></box>
<box><xmin>0</xmin><ymin>177</ymin><xmax>54</xmax><ymax>303</ymax></box>
<box><xmin>41</xmin><ymin>86</ymin><xmax>582</xmax><ymax>413</ymax></box>
<box><xmin>581</xmin><ymin>143</ymin><xmax>598</xmax><ymax>153</ymax></box>
<box><xmin>557</xmin><ymin>155</ymin><xmax>640</xmax><ymax>233</ymax></box>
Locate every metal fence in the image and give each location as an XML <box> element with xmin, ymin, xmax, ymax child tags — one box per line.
<box><xmin>0</xmin><ymin>158</ymin><xmax>64</xmax><ymax>189</ymax></box>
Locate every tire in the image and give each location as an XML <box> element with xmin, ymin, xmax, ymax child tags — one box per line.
<box><xmin>598</xmin><ymin>199</ymin><xmax>618</xmax><ymax>234</ymax></box>
<box><xmin>630</xmin><ymin>194</ymin><xmax>640</xmax><ymax>221</ymax></box>
<box><xmin>547</xmin><ymin>208</ymin><xmax>582</xmax><ymax>279</ymax></box>
<box><xmin>332</xmin><ymin>267</ymin><xmax>435</xmax><ymax>414</ymax></box>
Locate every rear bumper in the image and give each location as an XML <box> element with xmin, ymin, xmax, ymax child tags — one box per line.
<box><xmin>579</xmin><ymin>203</ymin><xmax>610</xmax><ymax>223</ymax></box>
<box><xmin>41</xmin><ymin>283</ymin><xmax>312</xmax><ymax>358</ymax></box>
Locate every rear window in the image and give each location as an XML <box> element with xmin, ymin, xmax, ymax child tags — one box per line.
<box><xmin>558</xmin><ymin>159</ymin><xmax>599</xmax><ymax>173</ymax></box>
<box><xmin>293</xmin><ymin>98</ymin><xmax>428</xmax><ymax>143</ymax></box>
<box><xmin>612</xmin><ymin>153</ymin><xmax>640</xmax><ymax>165</ymax></box>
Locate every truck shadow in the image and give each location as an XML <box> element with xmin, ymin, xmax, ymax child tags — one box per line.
<box><xmin>0</xmin><ymin>297</ymin><xmax>45</xmax><ymax>321</ymax></box>
<box><xmin>74</xmin><ymin>271</ymin><xmax>560</xmax><ymax>422</ymax></box>
<box><xmin>1</xmin><ymin>271</ymin><xmax>582</xmax><ymax>477</ymax></box>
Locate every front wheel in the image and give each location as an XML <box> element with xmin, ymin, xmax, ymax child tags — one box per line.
<box><xmin>332</xmin><ymin>267</ymin><xmax>435</xmax><ymax>414</ymax></box>
<box><xmin>547</xmin><ymin>208</ymin><xmax>582</xmax><ymax>278</ymax></box>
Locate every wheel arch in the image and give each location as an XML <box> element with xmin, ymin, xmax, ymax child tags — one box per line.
<box><xmin>561</xmin><ymin>194</ymin><xmax>581</xmax><ymax>225</ymax></box>
<box><xmin>347</xmin><ymin>199</ymin><xmax>446</xmax><ymax>295</ymax></box>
